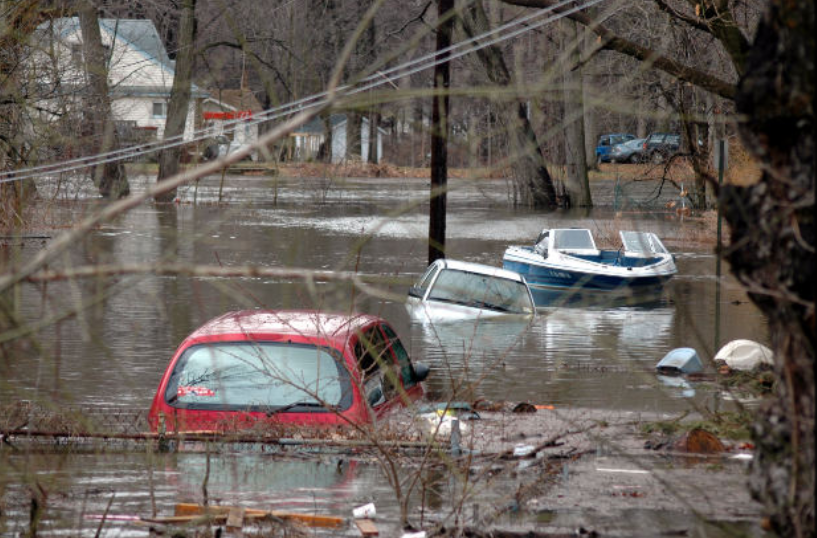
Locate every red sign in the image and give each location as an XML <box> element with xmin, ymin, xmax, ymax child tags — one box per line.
<box><xmin>203</xmin><ymin>110</ymin><xmax>253</xmax><ymax>120</ymax></box>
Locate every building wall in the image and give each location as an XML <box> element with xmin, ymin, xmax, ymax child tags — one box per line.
<box><xmin>29</xmin><ymin>19</ymin><xmax>198</xmax><ymax>142</ymax></box>
<box><xmin>331</xmin><ymin>119</ymin><xmax>382</xmax><ymax>163</ymax></box>
<box><xmin>111</xmin><ymin>97</ymin><xmax>198</xmax><ymax>140</ymax></box>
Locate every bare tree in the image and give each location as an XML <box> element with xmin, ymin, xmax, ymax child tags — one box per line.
<box><xmin>458</xmin><ymin>0</ymin><xmax>558</xmax><ymax>208</ymax></box>
<box><xmin>1</xmin><ymin>0</ymin><xmax>44</xmax><ymax>222</ymax></box>
<box><xmin>155</xmin><ymin>0</ymin><xmax>196</xmax><ymax>202</ymax></box>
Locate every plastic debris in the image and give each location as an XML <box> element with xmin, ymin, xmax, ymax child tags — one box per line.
<box><xmin>418</xmin><ymin>402</ymin><xmax>480</xmax><ymax>420</ymax></box>
<box><xmin>352</xmin><ymin>503</ymin><xmax>376</xmax><ymax>519</ymax></box>
<box><xmin>420</xmin><ymin>411</ymin><xmax>469</xmax><ymax>436</ymax></box>
<box><xmin>513</xmin><ymin>444</ymin><xmax>535</xmax><ymax>457</ymax></box>
<box><xmin>714</xmin><ymin>339</ymin><xmax>773</xmax><ymax>371</ymax></box>
<box><xmin>656</xmin><ymin>347</ymin><xmax>703</xmax><ymax>374</ymax></box>
<box><xmin>401</xmin><ymin>532</ymin><xmax>427</xmax><ymax>538</ymax></box>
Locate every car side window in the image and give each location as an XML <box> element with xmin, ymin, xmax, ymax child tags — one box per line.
<box><xmin>381</xmin><ymin>324</ymin><xmax>415</xmax><ymax>388</ymax></box>
<box><xmin>354</xmin><ymin>326</ymin><xmax>397</xmax><ymax>404</ymax></box>
<box><xmin>417</xmin><ymin>264</ymin><xmax>440</xmax><ymax>296</ymax></box>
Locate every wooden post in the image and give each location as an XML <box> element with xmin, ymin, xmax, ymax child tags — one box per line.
<box><xmin>428</xmin><ymin>0</ymin><xmax>454</xmax><ymax>264</ymax></box>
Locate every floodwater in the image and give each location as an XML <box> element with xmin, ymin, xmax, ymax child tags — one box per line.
<box><xmin>0</xmin><ymin>173</ymin><xmax>768</xmax><ymax>536</ymax></box>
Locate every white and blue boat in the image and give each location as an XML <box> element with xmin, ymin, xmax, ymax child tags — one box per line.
<box><xmin>502</xmin><ymin>228</ymin><xmax>677</xmax><ymax>302</ymax></box>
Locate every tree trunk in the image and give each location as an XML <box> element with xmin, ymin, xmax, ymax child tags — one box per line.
<box><xmin>729</xmin><ymin>0</ymin><xmax>815</xmax><ymax>535</ymax></box>
<box><xmin>428</xmin><ymin>0</ymin><xmax>454</xmax><ymax>265</ymax></box>
<box><xmin>155</xmin><ymin>0</ymin><xmax>197</xmax><ymax>202</ymax></box>
<box><xmin>677</xmin><ymin>83</ymin><xmax>708</xmax><ymax>208</ymax></box>
<box><xmin>561</xmin><ymin>19</ymin><xmax>591</xmax><ymax>207</ymax></box>
<box><xmin>368</xmin><ymin>109</ymin><xmax>380</xmax><ymax>164</ymax></box>
<box><xmin>78</xmin><ymin>0</ymin><xmax>129</xmax><ymax>199</ymax></box>
<box><xmin>345</xmin><ymin>111</ymin><xmax>362</xmax><ymax>161</ymax></box>
<box><xmin>459</xmin><ymin>0</ymin><xmax>558</xmax><ymax>209</ymax></box>
<box><xmin>705</xmin><ymin>93</ymin><xmax>723</xmax><ymax>207</ymax></box>
<box><xmin>319</xmin><ymin>112</ymin><xmax>333</xmax><ymax>163</ymax></box>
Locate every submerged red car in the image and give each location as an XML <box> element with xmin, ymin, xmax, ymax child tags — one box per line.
<box><xmin>148</xmin><ymin>310</ymin><xmax>429</xmax><ymax>433</ymax></box>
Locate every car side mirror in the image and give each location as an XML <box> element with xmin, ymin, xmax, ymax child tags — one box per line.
<box><xmin>413</xmin><ymin>363</ymin><xmax>430</xmax><ymax>383</ymax></box>
<box><xmin>408</xmin><ymin>286</ymin><xmax>424</xmax><ymax>299</ymax></box>
<box><xmin>367</xmin><ymin>387</ymin><xmax>383</xmax><ymax>407</ymax></box>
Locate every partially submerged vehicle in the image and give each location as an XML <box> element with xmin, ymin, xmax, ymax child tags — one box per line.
<box><xmin>148</xmin><ymin>310</ymin><xmax>429</xmax><ymax>432</ymax></box>
<box><xmin>407</xmin><ymin>259</ymin><xmax>536</xmax><ymax>322</ymax></box>
<box><xmin>502</xmin><ymin>229</ymin><xmax>677</xmax><ymax>303</ymax></box>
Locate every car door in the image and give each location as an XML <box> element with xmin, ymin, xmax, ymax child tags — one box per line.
<box><xmin>353</xmin><ymin>323</ymin><xmax>420</xmax><ymax>417</ymax></box>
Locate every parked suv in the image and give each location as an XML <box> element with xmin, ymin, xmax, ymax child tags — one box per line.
<box><xmin>595</xmin><ymin>133</ymin><xmax>636</xmax><ymax>163</ymax></box>
<box><xmin>642</xmin><ymin>133</ymin><xmax>681</xmax><ymax>163</ymax></box>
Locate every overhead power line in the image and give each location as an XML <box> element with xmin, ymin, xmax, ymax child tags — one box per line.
<box><xmin>1</xmin><ymin>0</ymin><xmax>608</xmax><ymax>185</ymax></box>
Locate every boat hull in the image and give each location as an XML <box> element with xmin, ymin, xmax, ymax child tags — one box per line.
<box><xmin>503</xmin><ymin>246</ymin><xmax>675</xmax><ymax>304</ymax></box>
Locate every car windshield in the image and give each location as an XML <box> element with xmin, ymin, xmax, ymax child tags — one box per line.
<box><xmin>553</xmin><ymin>229</ymin><xmax>596</xmax><ymax>250</ymax></box>
<box><xmin>427</xmin><ymin>269</ymin><xmax>533</xmax><ymax>314</ymax></box>
<box><xmin>166</xmin><ymin>342</ymin><xmax>348</xmax><ymax>410</ymax></box>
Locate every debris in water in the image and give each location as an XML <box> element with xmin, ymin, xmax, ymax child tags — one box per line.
<box><xmin>714</xmin><ymin>339</ymin><xmax>774</xmax><ymax>371</ymax></box>
<box><xmin>512</xmin><ymin>402</ymin><xmax>537</xmax><ymax>413</ymax></box>
<box><xmin>672</xmin><ymin>428</ymin><xmax>725</xmax><ymax>454</ymax></box>
<box><xmin>353</xmin><ymin>503</ymin><xmax>376</xmax><ymax>519</ymax></box>
<box><xmin>656</xmin><ymin>347</ymin><xmax>703</xmax><ymax>375</ymax></box>
<box><xmin>355</xmin><ymin>518</ymin><xmax>379</xmax><ymax>536</ymax></box>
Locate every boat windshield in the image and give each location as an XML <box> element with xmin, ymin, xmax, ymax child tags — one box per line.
<box><xmin>620</xmin><ymin>231</ymin><xmax>668</xmax><ymax>255</ymax></box>
<box><xmin>553</xmin><ymin>229</ymin><xmax>596</xmax><ymax>250</ymax></box>
<box><xmin>427</xmin><ymin>269</ymin><xmax>534</xmax><ymax>314</ymax></box>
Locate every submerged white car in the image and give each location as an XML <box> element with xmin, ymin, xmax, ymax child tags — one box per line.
<box><xmin>406</xmin><ymin>259</ymin><xmax>536</xmax><ymax>322</ymax></box>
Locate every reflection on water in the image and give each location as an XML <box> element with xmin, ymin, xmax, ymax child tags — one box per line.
<box><xmin>1</xmin><ymin>174</ymin><xmax>768</xmax><ymax>535</ymax></box>
<box><xmin>0</xmin><ymin>175</ymin><xmax>767</xmax><ymax>411</ymax></box>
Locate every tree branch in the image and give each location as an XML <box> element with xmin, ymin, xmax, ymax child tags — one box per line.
<box><xmin>499</xmin><ymin>0</ymin><xmax>737</xmax><ymax>99</ymax></box>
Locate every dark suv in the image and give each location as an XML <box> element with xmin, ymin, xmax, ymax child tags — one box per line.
<box><xmin>595</xmin><ymin>133</ymin><xmax>636</xmax><ymax>163</ymax></box>
<box><xmin>642</xmin><ymin>133</ymin><xmax>681</xmax><ymax>163</ymax></box>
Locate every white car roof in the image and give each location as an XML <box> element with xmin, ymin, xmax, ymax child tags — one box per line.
<box><xmin>436</xmin><ymin>258</ymin><xmax>525</xmax><ymax>282</ymax></box>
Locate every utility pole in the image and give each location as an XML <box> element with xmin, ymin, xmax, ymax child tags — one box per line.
<box><xmin>428</xmin><ymin>0</ymin><xmax>454</xmax><ymax>264</ymax></box>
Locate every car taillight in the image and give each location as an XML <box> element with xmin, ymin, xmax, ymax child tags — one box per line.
<box><xmin>642</xmin><ymin>142</ymin><xmax>647</xmax><ymax>150</ymax></box>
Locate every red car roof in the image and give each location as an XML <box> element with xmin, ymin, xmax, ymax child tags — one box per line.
<box><xmin>184</xmin><ymin>309</ymin><xmax>380</xmax><ymax>348</ymax></box>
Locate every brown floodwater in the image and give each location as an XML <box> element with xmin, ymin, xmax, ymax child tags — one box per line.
<box><xmin>0</xmin><ymin>173</ymin><xmax>768</xmax><ymax>536</ymax></box>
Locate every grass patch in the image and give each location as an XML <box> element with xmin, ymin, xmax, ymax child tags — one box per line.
<box><xmin>641</xmin><ymin>411</ymin><xmax>755</xmax><ymax>441</ymax></box>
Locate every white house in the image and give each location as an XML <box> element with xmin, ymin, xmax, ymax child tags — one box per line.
<box><xmin>292</xmin><ymin>114</ymin><xmax>385</xmax><ymax>163</ymax></box>
<box><xmin>29</xmin><ymin>18</ymin><xmax>208</xmax><ymax>144</ymax></box>
<box><xmin>201</xmin><ymin>89</ymin><xmax>264</xmax><ymax>160</ymax></box>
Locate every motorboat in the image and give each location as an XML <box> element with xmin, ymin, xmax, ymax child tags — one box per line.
<box><xmin>502</xmin><ymin>228</ymin><xmax>677</xmax><ymax>302</ymax></box>
<box><xmin>407</xmin><ymin>259</ymin><xmax>536</xmax><ymax>322</ymax></box>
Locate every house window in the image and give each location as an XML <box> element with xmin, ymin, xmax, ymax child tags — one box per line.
<box><xmin>152</xmin><ymin>102</ymin><xmax>167</xmax><ymax>118</ymax></box>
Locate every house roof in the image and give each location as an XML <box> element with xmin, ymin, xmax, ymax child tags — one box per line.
<box><xmin>104</xmin><ymin>19</ymin><xmax>173</xmax><ymax>69</ymax></box>
<box><xmin>207</xmin><ymin>89</ymin><xmax>264</xmax><ymax>113</ymax></box>
<box><xmin>36</xmin><ymin>17</ymin><xmax>207</xmax><ymax>98</ymax></box>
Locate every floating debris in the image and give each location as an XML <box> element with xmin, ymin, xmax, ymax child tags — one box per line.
<box><xmin>656</xmin><ymin>347</ymin><xmax>703</xmax><ymax>375</ymax></box>
<box><xmin>714</xmin><ymin>339</ymin><xmax>774</xmax><ymax>371</ymax></box>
